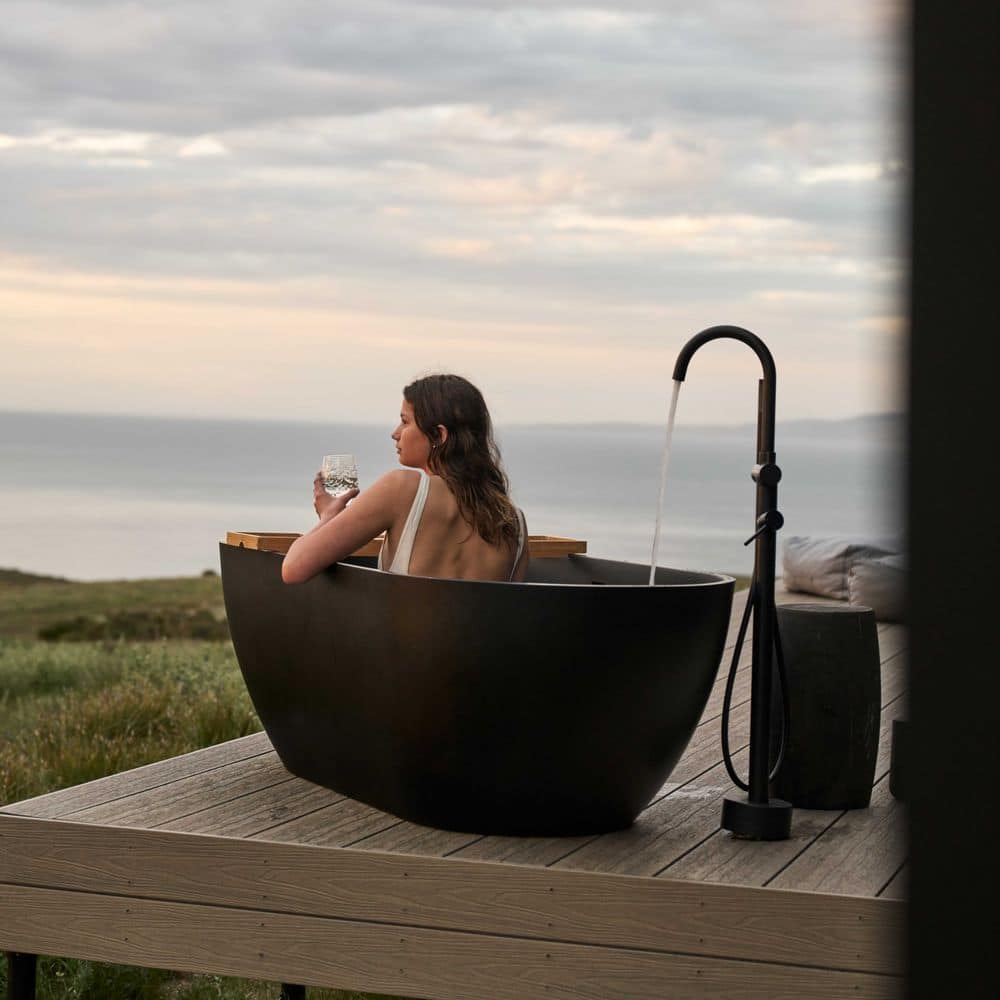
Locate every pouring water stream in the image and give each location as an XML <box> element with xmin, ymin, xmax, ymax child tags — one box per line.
<box><xmin>648</xmin><ymin>379</ymin><xmax>682</xmax><ymax>586</ymax></box>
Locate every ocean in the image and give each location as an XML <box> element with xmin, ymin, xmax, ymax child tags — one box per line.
<box><xmin>0</xmin><ymin>409</ymin><xmax>904</xmax><ymax>581</ymax></box>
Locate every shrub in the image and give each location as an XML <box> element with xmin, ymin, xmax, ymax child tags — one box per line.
<box><xmin>39</xmin><ymin>608</ymin><xmax>230</xmax><ymax>642</ymax></box>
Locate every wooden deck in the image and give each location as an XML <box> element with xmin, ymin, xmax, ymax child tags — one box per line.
<box><xmin>0</xmin><ymin>588</ymin><xmax>906</xmax><ymax>998</ymax></box>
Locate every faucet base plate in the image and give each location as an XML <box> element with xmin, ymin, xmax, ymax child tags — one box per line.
<box><xmin>721</xmin><ymin>795</ymin><xmax>793</xmax><ymax>840</ymax></box>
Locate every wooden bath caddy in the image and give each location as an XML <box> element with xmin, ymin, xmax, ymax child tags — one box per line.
<box><xmin>225</xmin><ymin>531</ymin><xmax>587</xmax><ymax>559</ymax></box>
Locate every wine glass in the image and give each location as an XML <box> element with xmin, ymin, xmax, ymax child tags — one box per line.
<box><xmin>321</xmin><ymin>454</ymin><xmax>359</xmax><ymax>497</ymax></box>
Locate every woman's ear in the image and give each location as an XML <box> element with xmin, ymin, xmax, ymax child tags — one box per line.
<box><xmin>435</xmin><ymin>424</ymin><xmax>449</xmax><ymax>446</ymax></box>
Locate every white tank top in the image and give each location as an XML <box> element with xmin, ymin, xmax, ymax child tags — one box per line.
<box><xmin>378</xmin><ymin>471</ymin><xmax>526</xmax><ymax>580</ymax></box>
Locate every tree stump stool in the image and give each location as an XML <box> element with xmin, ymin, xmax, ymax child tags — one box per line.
<box><xmin>769</xmin><ymin>603</ymin><xmax>881</xmax><ymax>809</ymax></box>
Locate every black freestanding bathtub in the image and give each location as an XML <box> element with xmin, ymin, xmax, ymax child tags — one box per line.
<box><xmin>220</xmin><ymin>543</ymin><xmax>734</xmax><ymax>836</ymax></box>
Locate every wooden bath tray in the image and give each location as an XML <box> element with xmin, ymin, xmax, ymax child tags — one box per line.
<box><xmin>225</xmin><ymin>531</ymin><xmax>586</xmax><ymax>559</ymax></box>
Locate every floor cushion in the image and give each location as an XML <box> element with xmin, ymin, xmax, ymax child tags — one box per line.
<box><xmin>781</xmin><ymin>535</ymin><xmax>898</xmax><ymax>601</ymax></box>
<box><xmin>848</xmin><ymin>553</ymin><xmax>906</xmax><ymax>622</ymax></box>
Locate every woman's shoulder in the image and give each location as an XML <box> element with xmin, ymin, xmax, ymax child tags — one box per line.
<box><xmin>365</xmin><ymin>468</ymin><xmax>423</xmax><ymax>504</ymax></box>
<box><xmin>372</xmin><ymin>467</ymin><xmax>422</xmax><ymax>486</ymax></box>
<box><xmin>341</xmin><ymin>469</ymin><xmax>423</xmax><ymax>530</ymax></box>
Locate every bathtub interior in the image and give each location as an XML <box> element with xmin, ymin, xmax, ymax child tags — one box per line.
<box><xmin>338</xmin><ymin>551</ymin><xmax>731</xmax><ymax>588</ymax></box>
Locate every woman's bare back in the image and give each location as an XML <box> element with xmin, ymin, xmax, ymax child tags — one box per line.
<box><xmin>383</xmin><ymin>472</ymin><xmax>525</xmax><ymax>581</ymax></box>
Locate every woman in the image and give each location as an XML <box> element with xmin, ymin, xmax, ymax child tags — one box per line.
<box><xmin>282</xmin><ymin>374</ymin><xmax>529</xmax><ymax>584</ymax></box>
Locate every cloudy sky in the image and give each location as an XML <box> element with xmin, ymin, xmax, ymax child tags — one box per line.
<box><xmin>1</xmin><ymin>0</ymin><xmax>905</xmax><ymax>426</ymax></box>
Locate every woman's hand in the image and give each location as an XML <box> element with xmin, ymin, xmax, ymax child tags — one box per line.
<box><xmin>313</xmin><ymin>472</ymin><xmax>360</xmax><ymax>521</ymax></box>
<box><xmin>283</xmin><ymin>470</ymin><xmax>399</xmax><ymax>584</ymax></box>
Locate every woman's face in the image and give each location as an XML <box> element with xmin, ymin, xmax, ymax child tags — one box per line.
<box><xmin>392</xmin><ymin>399</ymin><xmax>432</xmax><ymax>469</ymax></box>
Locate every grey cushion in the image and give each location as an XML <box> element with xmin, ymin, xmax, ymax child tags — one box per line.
<box><xmin>781</xmin><ymin>535</ymin><xmax>898</xmax><ymax>601</ymax></box>
<box><xmin>848</xmin><ymin>554</ymin><xmax>906</xmax><ymax>622</ymax></box>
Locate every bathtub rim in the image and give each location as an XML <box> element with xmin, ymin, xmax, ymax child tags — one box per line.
<box><xmin>223</xmin><ymin>543</ymin><xmax>736</xmax><ymax>591</ymax></box>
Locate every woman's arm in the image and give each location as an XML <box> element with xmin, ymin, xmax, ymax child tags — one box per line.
<box><xmin>281</xmin><ymin>470</ymin><xmax>410</xmax><ymax>584</ymax></box>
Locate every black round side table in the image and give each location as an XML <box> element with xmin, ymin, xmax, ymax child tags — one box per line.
<box><xmin>770</xmin><ymin>603</ymin><xmax>881</xmax><ymax>810</ymax></box>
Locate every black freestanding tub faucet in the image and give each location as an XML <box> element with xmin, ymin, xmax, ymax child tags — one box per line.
<box><xmin>673</xmin><ymin>325</ymin><xmax>793</xmax><ymax>840</ymax></box>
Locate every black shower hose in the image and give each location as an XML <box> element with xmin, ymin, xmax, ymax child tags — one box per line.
<box><xmin>720</xmin><ymin>572</ymin><xmax>790</xmax><ymax>792</ymax></box>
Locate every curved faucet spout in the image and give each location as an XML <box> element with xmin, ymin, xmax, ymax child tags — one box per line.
<box><xmin>671</xmin><ymin>324</ymin><xmax>777</xmax><ymax>460</ymax></box>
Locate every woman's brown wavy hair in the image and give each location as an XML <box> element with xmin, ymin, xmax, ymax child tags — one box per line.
<box><xmin>403</xmin><ymin>374</ymin><xmax>520</xmax><ymax>548</ymax></box>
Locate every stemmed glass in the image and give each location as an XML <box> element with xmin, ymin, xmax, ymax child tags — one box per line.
<box><xmin>320</xmin><ymin>454</ymin><xmax>359</xmax><ymax>497</ymax></box>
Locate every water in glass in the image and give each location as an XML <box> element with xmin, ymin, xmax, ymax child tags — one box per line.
<box><xmin>322</xmin><ymin>454</ymin><xmax>359</xmax><ymax>497</ymax></box>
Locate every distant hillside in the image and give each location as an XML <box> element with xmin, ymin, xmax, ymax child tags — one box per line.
<box><xmin>4</xmin><ymin>406</ymin><xmax>904</xmax><ymax>436</ymax></box>
<box><xmin>0</xmin><ymin>567</ymin><xmax>71</xmax><ymax>586</ymax></box>
<box><xmin>505</xmin><ymin>412</ymin><xmax>905</xmax><ymax>435</ymax></box>
<box><xmin>774</xmin><ymin>412</ymin><xmax>904</xmax><ymax>433</ymax></box>
<box><xmin>0</xmin><ymin>572</ymin><xmax>225</xmax><ymax>638</ymax></box>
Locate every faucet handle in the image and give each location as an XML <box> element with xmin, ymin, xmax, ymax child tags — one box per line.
<box><xmin>752</xmin><ymin>461</ymin><xmax>782</xmax><ymax>487</ymax></box>
<box><xmin>744</xmin><ymin>510</ymin><xmax>785</xmax><ymax>546</ymax></box>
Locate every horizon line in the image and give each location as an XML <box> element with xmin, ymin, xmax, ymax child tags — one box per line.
<box><xmin>0</xmin><ymin>405</ymin><xmax>905</xmax><ymax>433</ymax></box>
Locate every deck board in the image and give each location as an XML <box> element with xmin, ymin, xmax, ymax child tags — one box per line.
<box><xmin>65</xmin><ymin>751</ymin><xmax>292</xmax><ymax>827</ymax></box>
<box><xmin>157</xmin><ymin>778</ymin><xmax>344</xmax><ymax>837</ymax></box>
<box><xmin>247</xmin><ymin>794</ymin><xmax>403</xmax><ymax>848</ymax></box>
<box><xmin>0</xmin><ymin>585</ymin><xmax>907</xmax><ymax>997</ymax></box>
<box><xmin>348</xmin><ymin>820</ymin><xmax>481</xmax><ymax>858</ymax></box>
<box><xmin>769</xmin><ymin>776</ymin><xmax>905</xmax><ymax>895</ymax></box>
<box><xmin>880</xmin><ymin>865</ymin><xmax>907</xmax><ymax>899</ymax></box>
<box><xmin>0</xmin><ymin>731</ymin><xmax>272</xmax><ymax>820</ymax></box>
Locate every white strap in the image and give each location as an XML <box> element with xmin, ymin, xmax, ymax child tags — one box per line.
<box><xmin>508</xmin><ymin>508</ymin><xmax>527</xmax><ymax>581</ymax></box>
<box><xmin>382</xmin><ymin>471</ymin><xmax>429</xmax><ymax>575</ymax></box>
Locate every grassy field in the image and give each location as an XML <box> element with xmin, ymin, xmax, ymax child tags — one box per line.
<box><xmin>0</xmin><ymin>568</ymin><xmax>402</xmax><ymax>1000</ymax></box>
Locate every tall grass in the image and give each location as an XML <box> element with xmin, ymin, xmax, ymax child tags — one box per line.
<box><xmin>0</xmin><ymin>640</ymin><xmax>257</xmax><ymax>805</ymax></box>
<box><xmin>1</xmin><ymin>960</ymin><xmax>403</xmax><ymax>1000</ymax></box>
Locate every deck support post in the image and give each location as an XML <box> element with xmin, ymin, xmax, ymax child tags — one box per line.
<box><xmin>6</xmin><ymin>953</ymin><xmax>37</xmax><ymax>1000</ymax></box>
<box><xmin>279</xmin><ymin>984</ymin><xmax>305</xmax><ymax>1000</ymax></box>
